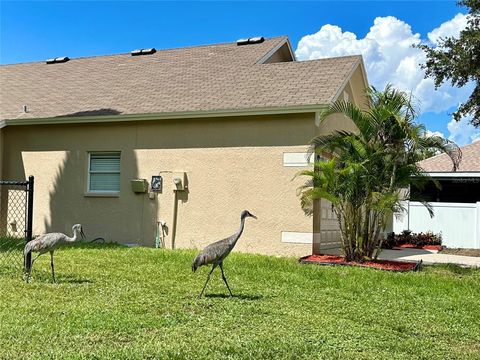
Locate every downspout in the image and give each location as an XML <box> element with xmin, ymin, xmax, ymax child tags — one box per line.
<box><xmin>171</xmin><ymin>175</ymin><xmax>184</xmax><ymax>249</ymax></box>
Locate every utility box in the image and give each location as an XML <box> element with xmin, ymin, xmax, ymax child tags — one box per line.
<box><xmin>151</xmin><ymin>175</ymin><xmax>163</xmax><ymax>192</ymax></box>
<box><xmin>172</xmin><ymin>172</ymin><xmax>186</xmax><ymax>191</ymax></box>
<box><xmin>131</xmin><ymin>179</ymin><xmax>148</xmax><ymax>193</ymax></box>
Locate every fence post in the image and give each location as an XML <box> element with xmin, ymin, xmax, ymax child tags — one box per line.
<box><xmin>476</xmin><ymin>202</ymin><xmax>480</xmax><ymax>249</ymax></box>
<box><xmin>393</xmin><ymin>200</ymin><xmax>409</xmax><ymax>234</ymax></box>
<box><xmin>24</xmin><ymin>176</ymin><xmax>34</xmax><ymax>272</ymax></box>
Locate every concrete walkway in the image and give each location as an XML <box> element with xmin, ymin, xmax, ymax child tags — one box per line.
<box><xmin>379</xmin><ymin>248</ymin><xmax>480</xmax><ymax>267</ymax></box>
<box><xmin>322</xmin><ymin>247</ymin><xmax>480</xmax><ymax>267</ymax></box>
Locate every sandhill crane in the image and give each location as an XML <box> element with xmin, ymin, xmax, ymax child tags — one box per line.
<box><xmin>24</xmin><ymin>224</ymin><xmax>85</xmax><ymax>283</ymax></box>
<box><xmin>192</xmin><ymin>210</ymin><xmax>257</xmax><ymax>298</ymax></box>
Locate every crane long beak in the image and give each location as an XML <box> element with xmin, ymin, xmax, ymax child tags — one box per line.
<box><xmin>81</xmin><ymin>229</ymin><xmax>86</xmax><ymax>239</ymax></box>
<box><xmin>250</xmin><ymin>214</ymin><xmax>257</xmax><ymax>219</ymax></box>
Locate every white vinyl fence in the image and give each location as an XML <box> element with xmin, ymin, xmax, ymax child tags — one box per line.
<box><xmin>393</xmin><ymin>201</ymin><xmax>480</xmax><ymax>249</ymax></box>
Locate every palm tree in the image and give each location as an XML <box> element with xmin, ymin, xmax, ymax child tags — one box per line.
<box><xmin>298</xmin><ymin>85</ymin><xmax>461</xmax><ymax>262</ymax></box>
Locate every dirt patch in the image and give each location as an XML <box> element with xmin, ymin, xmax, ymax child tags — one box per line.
<box><xmin>299</xmin><ymin>254</ymin><xmax>420</xmax><ymax>272</ymax></box>
<box><xmin>440</xmin><ymin>248</ymin><xmax>480</xmax><ymax>257</ymax></box>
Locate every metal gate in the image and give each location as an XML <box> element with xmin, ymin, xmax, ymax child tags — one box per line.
<box><xmin>0</xmin><ymin>176</ymin><xmax>34</xmax><ymax>274</ymax></box>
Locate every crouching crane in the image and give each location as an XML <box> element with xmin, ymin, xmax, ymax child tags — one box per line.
<box><xmin>24</xmin><ymin>224</ymin><xmax>85</xmax><ymax>283</ymax></box>
<box><xmin>192</xmin><ymin>210</ymin><xmax>257</xmax><ymax>298</ymax></box>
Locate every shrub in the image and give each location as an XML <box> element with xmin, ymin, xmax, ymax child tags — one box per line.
<box><xmin>383</xmin><ymin>231</ymin><xmax>442</xmax><ymax>248</ymax></box>
<box><xmin>412</xmin><ymin>231</ymin><xmax>442</xmax><ymax>246</ymax></box>
<box><xmin>383</xmin><ymin>232</ymin><xmax>397</xmax><ymax>249</ymax></box>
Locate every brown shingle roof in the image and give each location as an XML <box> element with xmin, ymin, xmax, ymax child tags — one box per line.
<box><xmin>0</xmin><ymin>36</ymin><xmax>361</xmax><ymax>121</ymax></box>
<box><xmin>419</xmin><ymin>141</ymin><xmax>480</xmax><ymax>172</ymax></box>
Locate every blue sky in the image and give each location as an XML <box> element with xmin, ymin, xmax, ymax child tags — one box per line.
<box><xmin>1</xmin><ymin>1</ymin><xmax>477</xmax><ymax>144</ymax></box>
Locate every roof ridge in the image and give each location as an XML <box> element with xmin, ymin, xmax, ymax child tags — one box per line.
<box><xmin>0</xmin><ymin>36</ymin><xmax>289</xmax><ymax>67</ymax></box>
<box><xmin>459</xmin><ymin>139</ymin><xmax>480</xmax><ymax>149</ymax></box>
<box><xmin>258</xmin><ymin>54</ymin><xmax>362</xmax><ymax>67</ymax></box>
<box><xmin>298</xmin><ymin>54</ymin><xmax>363</xmax><ymax>63</ymax></box>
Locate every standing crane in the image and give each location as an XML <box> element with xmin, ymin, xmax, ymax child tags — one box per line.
<box><xmin>192</xmin><ymin>210</ymin><xmax>257</xmax><ymax>298</ymax></box>
<box><xmin>24</xmin><ymin>224</ymin><xmax>85</xmax><ymax>283</ymax></box>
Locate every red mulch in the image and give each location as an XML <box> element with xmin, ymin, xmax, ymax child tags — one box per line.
<box><xmin>299</xmin><ymin>254</ymin><xmax>421</xmax><ymax>272</ymax></box>
<box><xmin>393</xmin><ymin>244</ymin><xmax>442</xmax><ymax>251</ymax></box>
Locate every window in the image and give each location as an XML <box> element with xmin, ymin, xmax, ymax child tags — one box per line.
<box><xmin>88</xmin><ymin>152</ymin><xmax>121</xmax><ymax>193</ymax></box>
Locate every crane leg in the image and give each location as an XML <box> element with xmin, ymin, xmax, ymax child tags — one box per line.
<box><xmin>25</xmin><ymin>253</ymin><xmax>41</xmax><ymax>283</ymax></box>
<box><xmin>198</xmin><ymin>264</ymin><xmax>216</xmax><ymax>298</ymax></box>
<box><xmin>50</xmin><ymin>251</ymin><xmax>56</xmax><ymax>283</ymax></box>
<box><xmin>219</xmin><ymin>263</ymin><xmax>233</xmax><ymax>296</ymax></box>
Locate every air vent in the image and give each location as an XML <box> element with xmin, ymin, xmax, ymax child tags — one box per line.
<box><xmin>46</xmin><ymin>56</ymin><xmax>70</xmax><ymax>64</ymax></box>
<box><xmin>131</xmin><ymin>48</ymin><xmax>157</xmax><ymax>56</ymax></box>
<box><xmin>236</xmin><ymin>38</ymin><xmax>249</xmax><ymax>46</ymax></box>
<box><xmin>248</xmin><ymin>36</ymin><xmax>265</xmax><ymax>44</ymax></box>
<box><xmin>236</xmin><ymin>37</ymin><xmax>265</xmax><ymax>46</ymax></box>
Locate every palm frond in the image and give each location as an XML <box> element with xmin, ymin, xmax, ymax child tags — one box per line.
<box><xmin>319</xmin><ymin>100</ymin><xmax>375</xmax><ymax>139</ymax></box>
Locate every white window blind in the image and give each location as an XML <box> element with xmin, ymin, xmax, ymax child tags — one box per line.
<box><xmin>88</xmin><ymin>153</ymin><xmax>121</xmax><ymax>192</ymax></box>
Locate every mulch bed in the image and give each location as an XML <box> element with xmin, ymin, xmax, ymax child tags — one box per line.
<box><xmin>299</xmin><ymin>254</ymin><xmax>421</xmax><ymax>272</ymax></box>
<box><xmin>392</xmin><ymin>244</ymin><xmax>442</xmax><ymax>251</ymax></box>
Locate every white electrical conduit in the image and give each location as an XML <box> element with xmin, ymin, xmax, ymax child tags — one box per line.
<box><xmin>156</xmin><ymin>219</ymin><xmax>166</xmax><ymax>248</ymax></box>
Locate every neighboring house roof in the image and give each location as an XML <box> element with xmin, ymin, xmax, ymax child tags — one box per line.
<box><xmin>419</xmin><ymin>141</ymin><xmax>480</xmax><ymax>172</ymax></box>
<box><xmin>0</xmin><ymin>36</ymin><xmax>363</xmax><ymax>124</ymax></box>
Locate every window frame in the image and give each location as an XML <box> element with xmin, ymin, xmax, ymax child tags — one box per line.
<box><xmin>86</xmin><ymin>151</ymin><xmax>121</xmax><ymax>195</ymax></box>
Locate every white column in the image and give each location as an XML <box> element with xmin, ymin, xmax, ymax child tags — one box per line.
<box><xmin>475</xmin><ymin>202</ymin><xmax>480</xmax><ymax>249</ymax></box>
<box><xmin>393</xmin><ymin>200</ymin><xmax>409</xmax><ymax>234</ymax></box>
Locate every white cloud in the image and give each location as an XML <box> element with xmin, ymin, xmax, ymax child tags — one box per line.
<box><xmin>447</xmin><ymin>115</ymin><xmax>480</xmax><ymax>146</ymax></box>
<box><xmin>428</xmin><ymin>13</ymin><xmax>468</xmax><ymax>45</ymax></box>
<box><xmin>295</xmin><ymin>14</ymin><xmax>471</xmax><ymax>115</ymax></box>
<box><xmin>425</xmin><ymin>130</ymin><xmax>445</xmax><ymax>138</ymax></box>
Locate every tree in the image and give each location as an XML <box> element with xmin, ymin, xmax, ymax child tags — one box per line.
<box><xmin>418</xmin><ymin>0</ymin><xmax>480</xmax><ymax>126</ymax></box>
<box><xmin>297</xmin><ymin>85</ymin><xmax>461</xmax><ymax>262</ymax></box>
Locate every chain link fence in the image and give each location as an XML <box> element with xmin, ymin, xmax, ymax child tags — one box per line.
<box><xmin>0</xmin><ymin>177</ymin><xmax>34</xmax><ymax>275</ymax></box>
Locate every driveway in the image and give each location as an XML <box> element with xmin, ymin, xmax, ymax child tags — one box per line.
<box><xmin>322</xmin><ymin>246</ymin><xmax>480</xmax><ymax>267</ymax></box>
<box><xmin>379</xmin><ymin>248</ymin><xmax>480</xmax><ymax>267</ymax></box>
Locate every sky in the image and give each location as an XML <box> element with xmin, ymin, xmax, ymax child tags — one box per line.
<box><xmin>1</xmin><ymin>1</ymin><xmax>478</xmax><ymax>145</ymax></box>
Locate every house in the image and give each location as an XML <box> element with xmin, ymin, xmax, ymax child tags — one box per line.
<box><xmin>0</xmin><ymin>36</ymin><xmax>369</xmax><ymax>256</ymax></box>
<box><xmin>394</xmin><ymin>141</ymin><xmax>480</xmax><ymax>249</ymax></box>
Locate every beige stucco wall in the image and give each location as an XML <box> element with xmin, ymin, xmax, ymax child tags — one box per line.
<box><xmin>3</xmin><ymin>114</ymin><xmax>318</xmax><ymax>256</ymax></box>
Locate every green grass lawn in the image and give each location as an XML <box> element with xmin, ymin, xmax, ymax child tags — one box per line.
<box><xmin>0</xmin><ymin>243</ymin><xmax>479</xmax><ymax>359</ymax></box>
